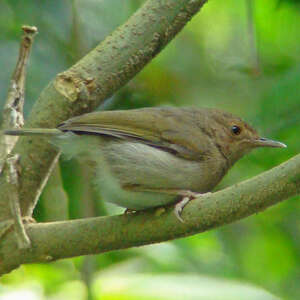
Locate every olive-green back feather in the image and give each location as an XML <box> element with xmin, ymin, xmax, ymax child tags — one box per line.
<box><xmin>57</xmin><ymin>107</ymin><xmax>216</xmax><ymax>161</ymax></box>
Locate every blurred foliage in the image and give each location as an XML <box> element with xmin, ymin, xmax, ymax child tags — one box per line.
<box><xmin>0</xmin><ymin>0</ymin><xmax>299</xmax><ymax>299</ymax></box>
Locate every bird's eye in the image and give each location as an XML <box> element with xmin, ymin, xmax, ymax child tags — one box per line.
<box><xmin>231</xmin><ymin>125</ymin><xmax>241</xmax><ymax>135</ymax></box>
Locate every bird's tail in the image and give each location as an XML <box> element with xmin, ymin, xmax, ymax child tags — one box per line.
<box><xmin>3</xmin><ymin>128</ymin><xmax>62</xmax><ymax>136</ymax></box>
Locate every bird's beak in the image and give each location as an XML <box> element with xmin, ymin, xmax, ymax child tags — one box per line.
<box><xmin>254</xmin><ymin>137</ymin><xmax>287</xmax><ymax>148</ymax></box>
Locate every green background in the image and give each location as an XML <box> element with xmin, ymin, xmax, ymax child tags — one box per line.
<box><xmin>0</xmin><ymin>0</ymin><xmax>299</xmax><ymax>299</ymax></box>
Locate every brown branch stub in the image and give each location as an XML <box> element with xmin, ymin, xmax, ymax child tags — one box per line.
<box><xmin>54</xmin><ymin>72</ymin><xmax>81</xmax><ymax>103</ymax></box>
<box><xmin>0</xmin><ymin>25</ymin><xmax>38</xmax><ymax>173</ymax></box>
<box><xmin>22</xmin><ymin>25</ymin><xmax>38</xmax><ymax>35</ymax></box>
<box><xmin>4</xmin><ymin>25</ymin><xmax>38</xmax><ymax>129</ymax></box>
<box><xmin>54</xmin><ymin>72</ymin><xmax>96</xmax><ymax>103</ymax></box>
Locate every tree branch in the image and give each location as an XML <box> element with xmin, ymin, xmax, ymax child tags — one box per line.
<box><xmin>0</xmin><ymin>25</ymin><xmax>38</xmax><ymax>172</ymax></box>
<box><xmin>0</xmin><ymin>26</ymin><xmax>38</xmax><ymax>248</ymax></box>
<box><xmin>0</xmin><ymin>0</ymin><xmax>208</xmax><ymax>220</ymax></box>
<box><xmin>0</xmin><ymin>153</ymin><xmax>299</xmax><ymax>275</ymax></box>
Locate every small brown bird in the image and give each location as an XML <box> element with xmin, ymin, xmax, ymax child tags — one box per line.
<box><xmin>4</xmin><ymin>107</ymin><xmax>286</xmax><ymax>221</ymax></box>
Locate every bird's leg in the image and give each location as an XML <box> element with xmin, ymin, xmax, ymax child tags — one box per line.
<box><xmin>123</xmin><ymin>186</ymin><xmax>207</xmax><ymax>222</ymax></box>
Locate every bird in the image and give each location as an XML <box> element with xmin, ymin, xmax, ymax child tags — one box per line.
<box><xmin>4</xmin><ymin>107</ymin><xmax>286</xmax><ymax>221</ymax></box>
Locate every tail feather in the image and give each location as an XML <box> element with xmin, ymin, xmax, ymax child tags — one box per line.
<box><xmin>3</xmin><ymin>128</ymin><xmax>62</xmax><ymax>136</ymax></box>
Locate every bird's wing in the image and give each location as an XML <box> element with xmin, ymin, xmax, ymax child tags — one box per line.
<box><xmin>57</xmin><ymin>108</ymin><xmax>210</xmax><ymax>160</ymax></box>
<box><xmin>58</xmin><ymin>109</ymin><xmax>161</xmax><ymax>142</ymax></box>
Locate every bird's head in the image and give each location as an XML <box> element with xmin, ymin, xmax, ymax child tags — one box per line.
<box><xmin>207</xmin><ymin>109</ymin><xmax>286</xmax><ymax>166</ymax></box>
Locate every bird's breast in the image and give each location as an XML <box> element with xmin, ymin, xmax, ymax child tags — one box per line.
<box><xmin>99</xmin><ymin>140</ymin><xmax>227</xmax><ymax>193</ymax></box>
<box><xmin>55</xmin><ymin>134</ymin><xmax>227</xmax><ymax>209</ymax></box>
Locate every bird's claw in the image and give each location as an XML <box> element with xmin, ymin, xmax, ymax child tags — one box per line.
<box><xmin>22</xmin><ymin>216</ymin><xmax>36</xmax><ymax>224</ymax></box>
<box><xmin>174</xmin><ymin>196</ymin><xmax>191</xmax><ymax>223</ymax></box>
<box><xmin>174</xmin><ymin>191</ymin><xmax>211</xmax><ymax>223</ymax></box>
<box><xmin>124</xmin><ymin>208</ymin><xmax>136</xmax><ymax>215</ymax></box>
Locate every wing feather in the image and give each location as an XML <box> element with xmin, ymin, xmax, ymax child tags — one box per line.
<box><xmin>57</xmin><ymin>107</ymin><xmax>211</xmax><ymax>160</ymax></box>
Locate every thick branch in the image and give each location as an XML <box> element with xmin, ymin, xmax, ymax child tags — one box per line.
<box><xmin>1</xmin><ymin>153</ymin><xmax>299</xmax><ymax>275</ymax></box>
<box><xmin>0</xmin><ymin>0</ymin><xmax>207</xmax><ymax>219</ymax></box>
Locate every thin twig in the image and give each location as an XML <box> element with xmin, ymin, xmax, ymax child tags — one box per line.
<box><xmin>0</xmin><ymin>25</ymin><xmax>38</xmax><ymax>173</ymax></box>
<box><xmin>31</xmin><ymin>152</ymin><xmax>62</xmax><ymax>216</ymax></box>
<box><xmin>7</xmin><ymin>155</ymin><xmax>31</xmax><ymax>248</ymax></box>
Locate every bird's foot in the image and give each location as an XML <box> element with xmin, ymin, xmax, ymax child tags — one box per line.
<box><xmin>22</xmin><ymin>216</ymin><xmax>36</xmax><ymax>224</ymax></box>
<box><xmin>124</xmin><ymin>208</ymin><xmax>136</xmax><ymax>215</ymax></box>
<box><xmin>174</xmin><ymin>191</ymin><xmax>212</xmax><ymax>223</ymax></box>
